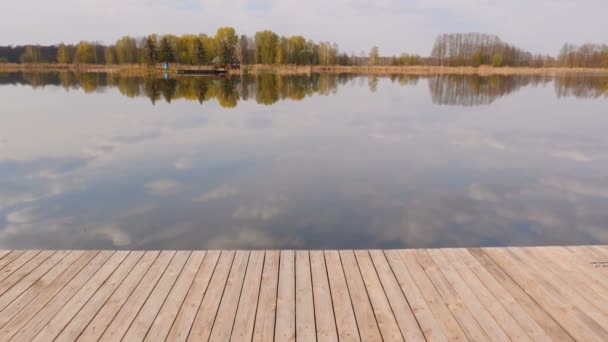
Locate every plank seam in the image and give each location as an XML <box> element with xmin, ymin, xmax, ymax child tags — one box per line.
<box><xmin>0</xmin><ymin>250</ymin><xmax>70</xmax><ymax>313</ymax></box>
<box><xmin>226</xmin><ymin>251</ymin><xmax>251</xmax><ymax>340</ymax></box>
<box><xmin>246</xmin><ymin>250</ymin><xmax>265</xmax><ymax>342</ymax></box>
<box><xmin>337</xmin><ymin>251</ymin><xmax>363</xmax><ymax>341</ymax></box>
<box><xmin>375</xmin><ymin>250</ymin><xmax>423</xmax><ymax>341</ymax></box>
<box><xmin>479</xmin><ymin>248</ymin><xmax>575</xmax><ymax>341</ymax></box>
<box><xmin>320</xmin><ymin>250</ymin><xmax>339</xmax><ymax>340</ymax></box>
<box><xmin>77</xmin><ymin>251</ymin><xmax>159</xmax><ymax>340</ymax></box>
<box><xmin>203</xmin><ymin>250</ymin><xmax>238</xmax><ymax>340</ymax></box>
<box><xmin>7</xmin><ymin>250</ymin><xmax>113</xmax><ymax>341</ymax></box>
<box><xmin>183</xmin><ymin>250</ymin><xmax>222</xmax><ymax>341</ymax></box>
<box><xmin>141</xmin><ymin>251</ymin><xmax>192</xmax><ymax>341</ymax></box>
<box><xmin>65</xmin><ymin>251</ymin><xmax>145</xmax><ymax>341</ymax></box>
<box><xmin>401</xmin><ymin>250</ymin><xmax>468</xmax><ymax>340</ymax></box>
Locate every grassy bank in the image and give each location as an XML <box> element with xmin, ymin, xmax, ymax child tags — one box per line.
<box><xmin>2</xmin><ymin>63</ymin><xmax>608</xmax><ymax>76</ymax></box>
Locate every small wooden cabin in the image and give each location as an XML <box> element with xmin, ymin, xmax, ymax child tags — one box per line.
<box><xmin>212</xmin><ymin>56</ymin><xmax>241</xmax><ymax>70</ymax></box>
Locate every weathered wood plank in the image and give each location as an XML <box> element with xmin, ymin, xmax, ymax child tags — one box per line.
<box><xmin>145</xmin><ymin>251</ymin><xmax>206</xmax><ymax>341</ymax></box>
<box><xmin>0</xmin><ymin>250</ymin><xmax>55</xmax><ymax>298</ymax></box>
<box><xmin>0</xmin><ymin>251</ymin><xmax>85</xmax><ymax>328</ymax></box>
<box><xmin>368</xmin><ymin>250</ymin><xmax>426</xmax><ymax>341</ymax></box>
<box><xmin>252</xmin><ymin>250</ymin><xmax>279</xmax><ymax>342</ymax></box>
<box><xmin>0</xmin><ymin>250</ymin><xmax>41</xmax><ymax>283</ymax></box>
<box><xmin>310</xmin><ymin>250</ymin><xmax>338</xmax><ymax>342</ymax></box>
<box><xmin>166</xmin><ymin>250</ymin><xmax>220</xmax><ymax>342</ymax></box>
<box><xmin>0</xmin><ymin>246</ymin><xmax>605</xmax><ymax>341</ymax></box>
<box><xmin>389</xmin><ymin>250</ymin><xmax>462</xmax><ymax>341</ymax></box>
<box><xmin>122</xmin><ymin>251</ymin><xmax>191</xmax><ymax>341</ymax></box>
<box><xmin>484</xmin><ymin>247</ymin><xmax>606</xmax><ymax>341</ymax></box>
<box><xmin>187</xmin><ymin>250</ymin><xmax>236</xmax><ymax>341</ymax></box>
<box><xmin>0</xmin><ymin>250</ymin><xmax>112</xmax><ymax>341</ymax></box>
<box><xmin>440</xmin><ymin>248</ymin><xmax>530</xmax><ymax>341</ymax></box>
<box><xmin>454</xmin><ymin>248</ymin><xmax>550</xmax><ymax>341</ymax></box>
<box><xmin>325</xmin><ymin>250</ymin><xmax>360</xmax><ymax>342</ymax></box>
<box><xmin>32</xmin><ymin>251</ymin><xmax>137</xmax><ymax>342</ymax></box>
<box><xmin>468</xmin><ymin>248</ymin><xmax>574</xmax><ymax>341</ymax></box>
<box><xmin>209</xmin><ymin>250</ymin><xmax>250</xmax><ymax>341</ymax></box>
<box><xmin>354</xmin><ymin>250</ymin><xmax>404</xmax><ymax>341</ymax></box>
<box><xmin>340</xmin><ymin>250</ymin><xmax>382</xmax><ymax>341</ymax></box>
<box><xmin>97</xmin><ymin>251</ymin><xmax>176</xmax><ymax>341</ymax></box>
<box><xmin>75</xmin><ymin>251</ymin><xmax>159</xmax><ymax>341</ymax></box>
<box><xmin>275</xmin><ymin>250</ymin><xmax>295</xmax><ymax>341</ymax></box>
<box><xmin>0</xmin><ymin>250</ymin><xmax>69</xmax><ymax>312</ymax></box>
<box><xmin>231</xmin><ymin>250</ymin><xmax>264</xmax><ymax>341</ymax></box>
<box><xmin>295</xmin><ymin>250</ymin><xmax>316</xmax><ymax>341</ymax></box>
<box><xmin>412</xmin><ymin>249</ymin><xmax>489</xmax><ymax>341</ymax></box>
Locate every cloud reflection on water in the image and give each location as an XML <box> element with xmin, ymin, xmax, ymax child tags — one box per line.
<box><xmin>0</xmin><ymin>72</ymin><xmax>607</xmax><ymax>249</ymax></box>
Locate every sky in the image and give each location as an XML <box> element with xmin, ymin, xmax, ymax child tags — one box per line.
<box><xmin>2</xmin><ymin>0</ymin><xmax>607</xmax><ymax>56</ymax></box>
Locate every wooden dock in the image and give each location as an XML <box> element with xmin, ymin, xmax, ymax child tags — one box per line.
<box><xmin>0</xmin><ymin>246</ymin><xmax>605</xmax><ymax>341</ymax></box>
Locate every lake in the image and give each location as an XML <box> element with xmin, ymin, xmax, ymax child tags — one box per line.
<box><xmin>0</xmin><ymin>71</ymin><xmax>607</xmax><ymax>249</ymax></box>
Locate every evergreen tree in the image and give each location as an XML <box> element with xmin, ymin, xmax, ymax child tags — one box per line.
<box><xmin>195</xmin><ymin>39</ymin><xmax>206</xmax><ymax>64</ymax></box>
<box><xmin>144</xmin><ymin>36</ymin><xmax>158</xmax><ymax>66</ymax></box>
<box><xmin>159</xmin><ymin>37</ymin><xmax>175</xmax><ymax>63</ymax></box>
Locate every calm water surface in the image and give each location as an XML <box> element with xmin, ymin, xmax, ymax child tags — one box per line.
<box><xmin>0</xmin><ymin>72</ymin><xmax>607</xmax><ymax>249</ymax></box>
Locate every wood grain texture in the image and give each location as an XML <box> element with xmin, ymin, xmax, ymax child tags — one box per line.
<box><xmin>0</xmin><ymin>246</ymin><xmax>603</xmax><ymax>341</ymax></box>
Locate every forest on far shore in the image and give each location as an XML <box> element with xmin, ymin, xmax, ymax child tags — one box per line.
<box><xmin>1</xmin><ymin>28</ymin><xmax>607</xmax><ymax>68</ymax></box>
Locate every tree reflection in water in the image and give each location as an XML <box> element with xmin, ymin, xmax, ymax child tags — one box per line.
<box><xmin>1</xmin><ymin>71</ymin><xmax>606</xmax><ymax>107</ymax></box>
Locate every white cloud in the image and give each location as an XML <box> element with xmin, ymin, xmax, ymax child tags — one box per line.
<box><xmin>144</xmin><ymin>179</ymin><xmax>184</xmax><ymax>196</ymax></box>
<box><xmin>93</xmin><ymin>225</ymin><xmax>132</xmax><ymax>247</ymax></box>
<box><xmin>197</xmin><ymin>186</ymin><xmax>238</xmax><ymax>202</ymax></box>
<box><xmin>233</xmin><ymin>205</ymin><xmax>280</xmax><ymax>220</ymax></box>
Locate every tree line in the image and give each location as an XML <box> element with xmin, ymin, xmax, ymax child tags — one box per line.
<box><xmin>1</xmin><ymin>29</ymin><xmax>607</xmax><ymax>68</ymax></box>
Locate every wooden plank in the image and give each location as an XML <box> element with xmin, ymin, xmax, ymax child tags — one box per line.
<box><xmin>252</xmin><ymin>250</ymin><xmax>279</xmax><ymax>342</ymax></box>
<box><xmin>412</xmin><ymin>249</ymin><xmax>489</xmax><ymax>341</ymax></box>
<box><xmin>0</xmin><ymin>251</ymin><xmax>89</xmax><ymax>329</ymax></box>
<box><xmin>325</xmin><ymin>250</ymin><xmax>360</xmax><ymax>342</ymax></box>
<box><xmin>0</xmin><ymin>250</ymin><xmax>41</xmax><ymax>283</ymax></box>
<box><xmin>187</xmin><ymin>250</ymin><xmax>236</xmax><ymax>341</ymax></box>
<box><xmin>562</xmin><ymin>247</ymin><xmax>608</xmax><ymax>289</ymax></box>
<box><xmin>32</xmin><ymin>251</ymin><xmax>136</xmax><ymax>341</ymax></box>
<box><xmin>0</xmin><ymin>250</ymin><xmax>69</xmax><ymax>312</ymax></box>
<box><xmin>0</xmin><ymin>251</ymin><xmax>25</xmax><ymax>273</ymax></box>
<box><xmin>0</xmin><ymin>251</ymin><xmax>12</xmax><ymax>261</ymax></box>
<box><xmin>353</xmin><ymin>250</ymin><xmax>404</xmax><ymax>341</ymax></box>
<box><xmin>340</xmin><ymin>250</ymin><xmax>382</xmax><ymax>341</ymax></box>
<box><xmin>144</xmin><ymin>251</ymin><xmax>206</xmax><ymax>341</ymax></box>
<box><xmin>74</xmin><ymin>251</ymin><xmax>159</xmax><ymax>341</ymax></box>
<box><xmin>389</xmin><ymin>250</ymin><xmax>462</xmax><ymax>341</ymax></box>
<box><xmin>509</xmin><ymin>247</ymin><xmax>608</xmax><ymax>329</ymax></box>
<box><xmin>295</xmin><ymin>251</ymin><xmax>316</xmax><ymax>341</ymax></box>
<box><xmin>230</xmin><ymin>250</ymin><xmax>265</xmax><ymax>341</ymax></box>
<box><xmin>468</xmin><ymin>248</ymin><xmax>574</xmax><ymax>341</ymax></box>
<box><xmin>97</xmin><ymin>251</ymin><xmax>176</xmax><ymax>341</ymax></box>
<box><xmin>53</xmin><ymin>251</ymin><xmax>146</xmax><ymax>342</ymax></box>
<box><xmin>165</xmin><ymin>250</ymin><xmax>220</xmax><ymax>342</ymax></box>
<box><xmin>0</xmin><ymin>250</ymin><xmax>111</xmax><ymax>341</ymax></box>
<box><xmin>428</xmin><ymin>248</ymin><xmax>509</xmax><ymax>341</ymax></box>
<box><xmin>454</xmin><ymin>248</ymin><xmax>551</xmax><ymax>341</ymax></box>
<box><xmin>275</xmin><ymin>250</ymin><xmax>296</xmax><ymax>341</ymax></box>
<box><xmin>484</xmin><ymin>247</ymin><xmax>607</xmax><ymax>341</ymax></box>
<box><xmin>122</xmin><ymin>251</ymin><xmax>191</xmax><ymax>341</ymax></box>
<box><xmin>368</xmin><ymin>250</ymin><xmax>426</xmax><ymax>341</ymax></box>
<box><xmin>550</xmin><ymin>246</ymin><xmax>608</xmax><ymax>290</ymax></box>
<box><xmin>0</xmin><ymin>250</ymin><xmax>54</xmax><ymax>297</ymax></box>
<box><xmin>14</xmin><ymin>251</ymin><xmax>127</xmax><ymax>341</ymax></box>
<box><xmin>310</xmin><ymin>250</ymin><xmax>338</xmax><ymax>342</ymax></box>
<box><xmin>440</xmin><ymin>248</ymin><xmax>530</xmax><ymax>341</ymax></box>
<box><xmin>526</xmin><ymin>247</ymin><xmax>608</xmax><ymax>314</ymax></box>
<box><xmin>209</xmin><ymin>250</ymin><xmax>250</xmax><ymax>341</ymax></box>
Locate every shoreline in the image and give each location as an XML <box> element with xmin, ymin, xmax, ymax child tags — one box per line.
<box><xmin>1</xmin><ymin>63</ymin><xmax>608</xmax><ymax>76</ymax></box>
